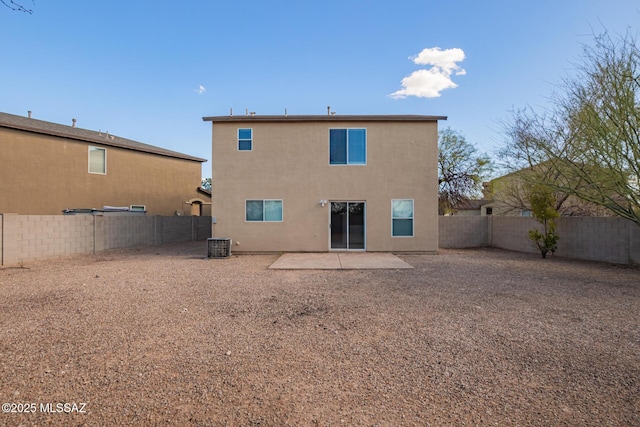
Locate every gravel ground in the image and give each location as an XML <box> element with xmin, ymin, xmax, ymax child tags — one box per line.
<box><xmin>0</xmin><ymin>243</ymin><xmax>639</xmax><ymax>426</ymax></box>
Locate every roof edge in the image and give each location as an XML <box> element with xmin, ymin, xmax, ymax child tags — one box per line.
<box><xmin>0</xmin><ymin>112</ymin><xmax>207</xmax><ymax>163</ymax></box>
<box><xmin>202</xmin><ymin>114</ymin><xmax>448</xmax><ymax>122</ymax></box>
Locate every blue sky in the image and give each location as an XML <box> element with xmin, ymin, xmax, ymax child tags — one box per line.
<box><xmin>2</xmin><ymin>1</ymin><xmax>638</xmax><ymax>178</ymax></box>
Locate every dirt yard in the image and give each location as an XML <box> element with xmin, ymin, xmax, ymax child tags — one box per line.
<box><xmin>0</xmin><ymin>243</ymin><xmax>638</xmax><ymax>426</ymax></box>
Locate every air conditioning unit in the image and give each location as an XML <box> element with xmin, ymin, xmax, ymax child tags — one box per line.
<box><xmin>207</xmin><ymin>238</ymin><xmax>231</xmax><ymax>258</ymax></box>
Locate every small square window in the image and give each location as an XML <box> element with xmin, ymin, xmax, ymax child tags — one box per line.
<box><xmin>88</xmin><ymin>146</ymin><xmax>106</xmax><ymax>174</ymax></box>
<box><xmin>238</xmin><ymin>128</ymin><xmax>252</xmax><ymax>151</ymax></box>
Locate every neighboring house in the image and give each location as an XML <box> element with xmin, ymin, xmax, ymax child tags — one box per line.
<box><xmin>482</xmin><ymin>168</ymin><xmax>612</xmax><ymax>217</ymax></box>
<box><xmin>449</xmin><ymin>199</ymin><xmax>491</xmax><ymax>216</ymax></box>
<box><xmin>192</xmin><ymin>187</ymin><xmax>212</xmax><ymax>216</ymax></box>
<box><xmin>0</xmin><ymin>111</ymin><xmax>209</xmax><ymax>216</ymax></box>
<box><xmin>203</xmin><ymin>113</ymin><xmax>446</xmax><ymax>252</ymax></box>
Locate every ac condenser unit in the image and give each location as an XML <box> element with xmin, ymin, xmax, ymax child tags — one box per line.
<box><xmin>207</xmin><ymin>238</ymin><xmax>231</xmax><ymax>258</ymax></box>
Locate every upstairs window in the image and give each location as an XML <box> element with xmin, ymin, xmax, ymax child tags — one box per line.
<box><xmin>246</xmin><ymin>200</ymin><xmax>283</xmax><ymax>222</ymax></box>
<box><xmin>88</xmin><ymin>146</ymin><xmax>106</xmax><ymax>174</ymax></box>
<box><xmin>238</xmin><ymin>128</ymin><xmax>253</xmax><ymax>151</ymax></box>
<box><xmin>330</xmin><ymin>128</ymin><xmax>366</xmax><ymax>165</ymax></box>
<box><xmin>392</xmin><ymin>199</ymin><xmax>414</xmax><ymax>237</ymax></box>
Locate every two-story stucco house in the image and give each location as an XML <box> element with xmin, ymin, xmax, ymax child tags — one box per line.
<box><xmin>0</xmin><ymin>111</ymin><xmax>210</xmax><ymax>216</ymax></box>
<box><xmin>203</xmin><ymin>114</ymin><xmax>446</xmax><ymax>253</ymax></box>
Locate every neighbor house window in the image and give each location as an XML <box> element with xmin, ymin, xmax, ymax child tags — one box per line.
<box><xmin>329</xmin><ymin>128</ymin><xmax>366</xmax><ymax>165</ymax></box>
<box><xmin>392</xmin><ymin>199</ymin><xmax>414</xmax><ymax>237</ymax></box>
<box><xmin>88</xmin><ymin>146</ymin><xmax>106</xmax><ymax>174</ymax></box>
<box><xmin>246</xmin><ymin>200</ymin><xmax>283</xmax><ymax>222</ymax></box>
<box><xmin>521</xmin><ymin>209</ymin><xmax>533</xmax><ymax>217</ymax></box>
<box><xmin>238</xmin><ymin>128</ymin><xmax>252</xmax><ymax>151</ymax></box>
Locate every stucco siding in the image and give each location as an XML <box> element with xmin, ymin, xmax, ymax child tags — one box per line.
<box><xmin>210</xmin><ymin>120</ymin><xmax>439</xmax><ymax>252</ymax></box>
<box><xmin>0</xmin><ymin>127</ymin><xmax>203</xmax><ymax>216</ymax></box>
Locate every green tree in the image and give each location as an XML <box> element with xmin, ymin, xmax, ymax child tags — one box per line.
<box><xmin>527</xmin><ymin>184</ymin><xmax>560</xmax><ymax>258</ymax></box>
<box><xmin>500</xmin><ymin>30</ymin><xmax>640</xmax><ymax>226</ymax></box>
<box><xmin>438</xmin><ymin>127</ymin><xmax>492</xmax><ymax>215</ymax></box>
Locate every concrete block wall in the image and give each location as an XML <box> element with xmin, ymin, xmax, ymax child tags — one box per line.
<box><xmin>0</xmin><ymin>214</ymin><xmax>211</xmax><ymax>266</ymax></box>
<box><xmin>96</xmin><ymin>216</ymin><xmax>157</xmax><ymax>252</ymax></box>
<box><xmin>439</xmin><ymin>216</ymin><xmax>489</xmax><ymax>248</ymax></box>
<box><xmin>13</xmin><ymin>215</ymin><xmax>91</xmax><ymax>262</ymax></box>
<box><xmin>0</xmin><ymin>214</ymin><xmax>3</xmax><ymax>265</ymax></box>
<box><xmin>1</xmin><ymin>214</ymin><xmax>19</xmax><ymax>265</ymax></box>
<box><xmin>490</xmin><ymin>217</ymin><xmax>543</xmax><ymax>255</ymax></box>
<box><xmin>162</xmin><ymin>216</ymin><xmax>194</xmax><ymax>243</ymax></box>
<box><xmin>194</xmin><ymin>216</ymin><xmax>211</xmax><ymax>241</ymax></box>
<box><xmin>555</xmin><ymin>217</ymin><xmax>631</xmax><ymax>264</ymax></box>
<box><xmin>439</xmin><ymin>215</ymin><xmax>639</xmax><ymax>265</ymax></box>
<box><xmin>630</xmin><ymin>223</ymin><xmax>640</xmax><ymax>264</ymax></box>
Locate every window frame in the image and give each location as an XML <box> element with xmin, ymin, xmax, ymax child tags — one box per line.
<box><xmin>238</xmin><ymin>128</ymin><xmax>253</xmax><ymax>151</ymax></box>
<box><xmin>245</xmin><ymin>199</ymin><xmax>283</xmax><ymax>222</ymax></box>
<box><xmin>88</xmin><ymin>146</ymin><xmax>107</xmax><ymax>175</ymax></box>
<box><xmin>329</xmin><ymin>128</ymin><xmax>367</xmax><ymax>165</ymax></box>
<box><xmin>391</xmin><ymin>199</ymin><xmax>414</xmax><ymax>237</ymax></box>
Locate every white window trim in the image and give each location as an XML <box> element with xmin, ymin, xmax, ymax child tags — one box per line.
<box><xmin>88</xmin><ymin>146</ymin><xmax>107</xmax><ymax>175</ymax></box>
<box><xmin>391</xmin><ymin>199</ymin><xmax>414</xmax><ymax>237</ymax></box>
<box><xmin>328</xmin><ymin>128</ymin><xmax>367</xmax><ymax>166</ymax></box>
<box><xmin>238</xmin><ymin>128</ymin><xmax>253</xmax><ymax>151</ymax></box>
<box><xmin>245</xmin><ymin>199</ymin><xmax>283</xmax><ymax>222</ymax></box>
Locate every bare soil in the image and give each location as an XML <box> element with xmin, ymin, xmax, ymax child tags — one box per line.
<box><xmin>1</xmin><ymin>243</ymin><xmax>639</xmax><ymax>426</ymax></box>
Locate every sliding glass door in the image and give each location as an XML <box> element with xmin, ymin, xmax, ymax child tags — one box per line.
<box><xmin>330</xmin><ymin>201</ymin><xmax>365</xmax><ymax>250</ymax></box>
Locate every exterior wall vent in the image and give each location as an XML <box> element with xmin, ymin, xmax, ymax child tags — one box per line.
<box><xmin>207</xmin><ymin>238</ymin><xmax>231</xmax><ymax>258</ymax></box>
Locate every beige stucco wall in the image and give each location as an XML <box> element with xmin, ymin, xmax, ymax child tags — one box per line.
<box><xmin>0</xmin><ymin>127</ymin><xmax>204</xmax><ymax>215</ymax></box>
<box><xmin>210</xmin><ymin>120</ymin><xmax>439</xmax><ymax>252</ymax></box>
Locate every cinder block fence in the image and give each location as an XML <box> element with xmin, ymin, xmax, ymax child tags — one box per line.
<box><xmin>2</xmin><ymin>212</ymin><xmax>637</xmax><ymax>266</ymax></box>
<box><xmin>439</xmin><ymin>216</ymin><xmax>640</xmax><ymax>265</ymax></box>
<box><xmin>0</xmin><ymin>213</ymin><xmax>211</xmax><ymax>266</ymax></box>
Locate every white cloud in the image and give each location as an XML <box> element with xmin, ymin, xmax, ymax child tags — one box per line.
<box><xmin>195</xmin><ymin>85</ymin><xmax>206</xmax><ymax>95</ymax></box>
<box><xmin>390</xmin><ymin>47</ymin><xmax>466</xmax><ymax>99</ymax></box>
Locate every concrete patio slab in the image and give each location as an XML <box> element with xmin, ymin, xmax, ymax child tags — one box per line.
<box><xmin>269</xmin><ymin>252</ymin><xmax>413</xmax><ymax>270</ymax></box>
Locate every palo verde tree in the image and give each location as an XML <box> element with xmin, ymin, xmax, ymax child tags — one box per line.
<box><xmin>527</xmin><ymin>184</ymin><xmax>560</xmax><ymax>258</ymax></box>
<box><xmin>500</xmin><ymin>30</ymin><xmax>640</xmax><ymax>226</ymax></box>
<box><xmin>438</xmin><ymin>127</ymin><xmax>492</xmax><ymax>215</ymax></box>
